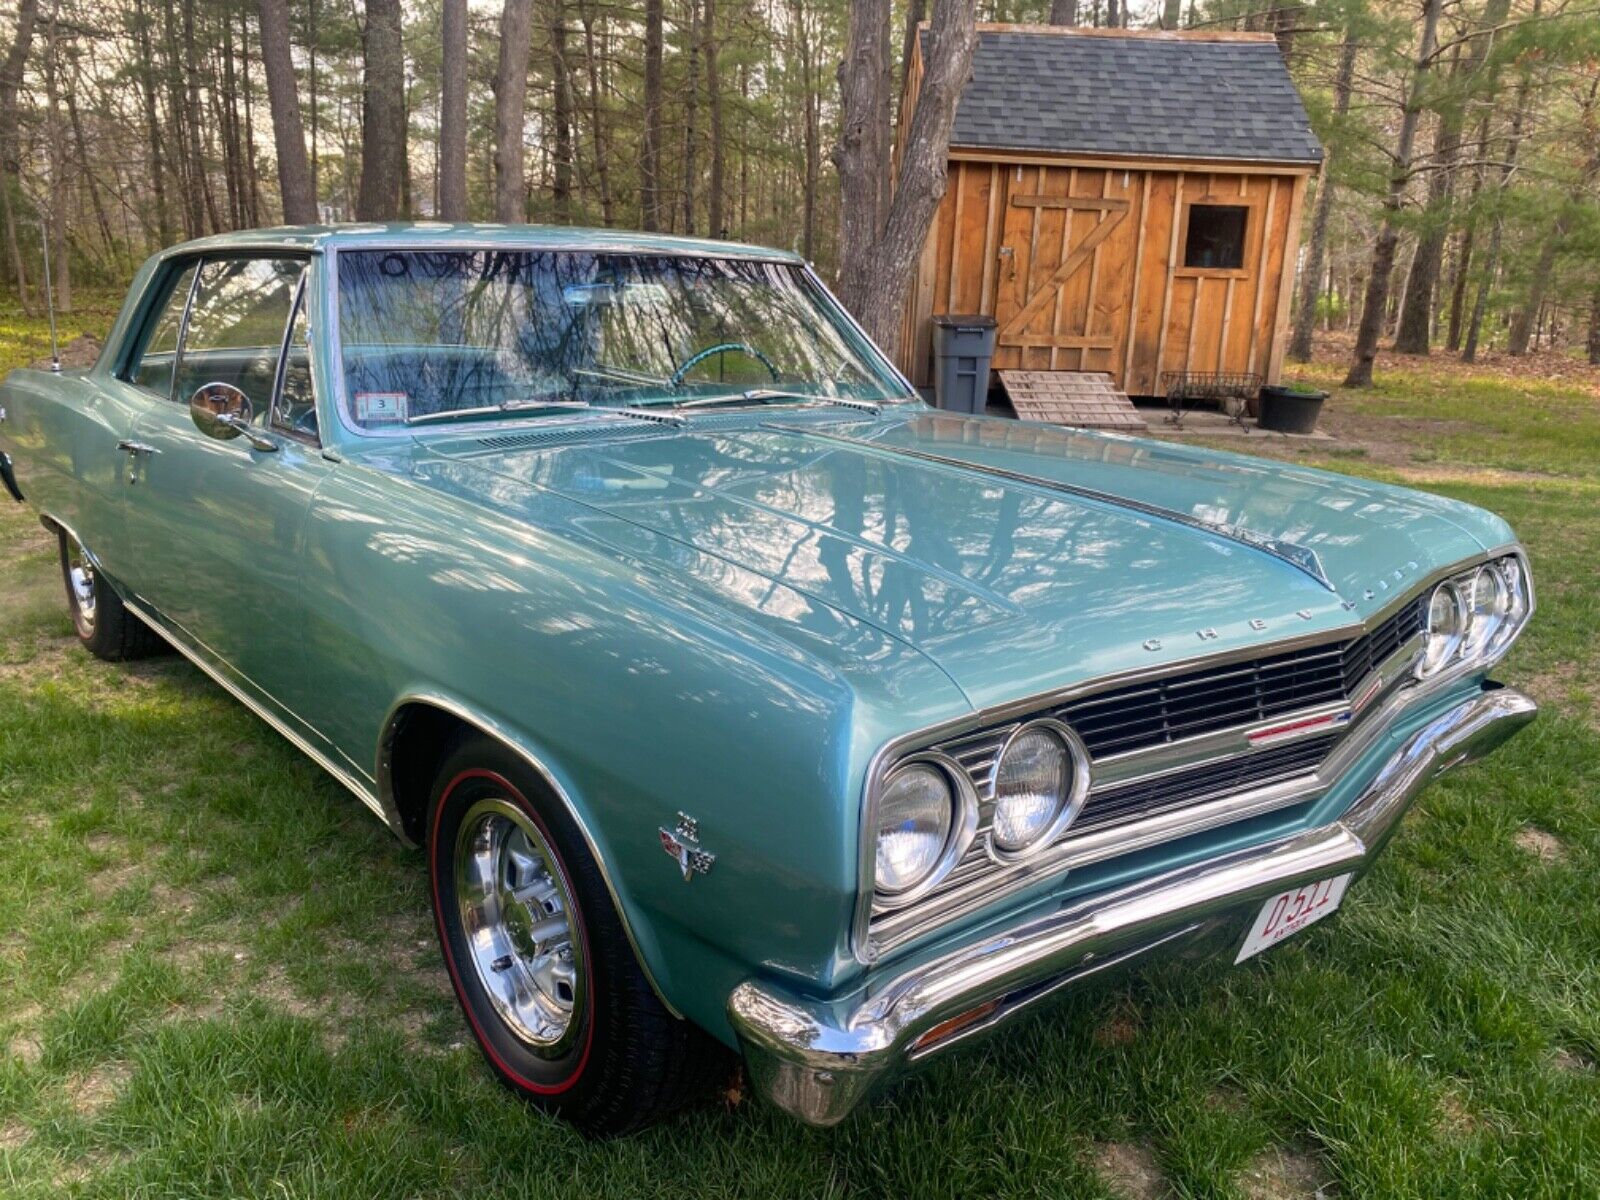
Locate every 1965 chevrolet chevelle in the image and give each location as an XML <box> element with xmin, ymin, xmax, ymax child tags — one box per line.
<box><xmin>0</xmin><ymin>225</ymin><xmax>1536</xmax><ymax>1133</ymax></box>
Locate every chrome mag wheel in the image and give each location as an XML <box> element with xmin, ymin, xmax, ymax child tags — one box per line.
<box><xmin>454</xmin><ymin>796</ymin><xmax>586</xmax><ymax>1056</ymax></box>
<box><xmin>64</xmin><ymin>538</ymin><xmax>97</xmax><ymax>635</ymax></box>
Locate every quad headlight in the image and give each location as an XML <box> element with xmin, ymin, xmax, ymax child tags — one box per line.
<box><xmin>872</xmin><ymin>756</ymin><xmax>974</xmax><ymax>901</ymax></box>
<box><xmin>989</xmin><ymin>721</ymin><xmax>1091</xmax><ymax>858</ymax></box>
<box><xmin>1416</xmin><ymin>552</ymin><xmax>1532</xmax><ymax>681</ymax></box>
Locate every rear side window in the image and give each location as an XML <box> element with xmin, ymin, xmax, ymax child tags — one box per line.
<box><xmin>127</xmin><ymin>264</ymin><xmax>198</xmax><ymax>396</ymax></box>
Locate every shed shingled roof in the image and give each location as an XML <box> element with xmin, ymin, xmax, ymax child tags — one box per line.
<box><xmin>930</xmin><ymin>29</ymin><xmax>1322</xmax><ymax>165</ymax></box>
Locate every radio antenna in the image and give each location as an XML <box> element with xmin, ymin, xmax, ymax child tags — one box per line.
<box><xmin>38</xmin><ymin>216</ymin><xmax>60</xmax><ymax>373</ymax></box>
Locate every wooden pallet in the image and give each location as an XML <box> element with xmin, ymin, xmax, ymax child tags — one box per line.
<box><xmin>998</xmin><ymin>370</ymin><xmax>1147</xmax><ymax>431</ymax></box>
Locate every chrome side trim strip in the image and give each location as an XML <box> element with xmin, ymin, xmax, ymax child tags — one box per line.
<box><xmin>121</xmin><ymin>595</ymin><xmax>391</xmax><ymax>827</ymax></box>
<box><xmin>733</xmin><ymin>687</ymin><xmax>1537</xmax><ymax>1126</ymax></box>
<box><xmin>376</xmin><ymin>691</ymin><xmax>682</xmax><ymax>1018</ymax></box>
<box><xmin>802</xmin><ymin>426</ymin><xmax>1337</xmax><ymax>590</ymax></box>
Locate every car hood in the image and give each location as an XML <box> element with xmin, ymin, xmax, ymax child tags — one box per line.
<box><xmin>403</xmin><ymin>410</ymin><xmax>1506</xmax><ymax>711</ymax></box>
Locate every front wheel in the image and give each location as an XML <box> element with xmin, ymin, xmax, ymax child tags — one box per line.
<box><xmin>56</xmin><ymin>527</ymin><xmax>164</xmax><ymax>661</ymax></box>
<box><xmin>427</xmin><ymin>735</ymin><xmax>727</xmax><ymax>1135</ymax></box>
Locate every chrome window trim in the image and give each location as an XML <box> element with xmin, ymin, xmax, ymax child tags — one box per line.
<box><xmin>852</xmin><ymin>545</ymin><xmax>1531</xmax><ymax>964</ymax></box>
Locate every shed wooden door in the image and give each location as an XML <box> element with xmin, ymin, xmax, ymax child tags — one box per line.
<box><xmin>992</xmin><ymin>165</ymin><xmax>1131</xmax><ymax>376</ymax></box>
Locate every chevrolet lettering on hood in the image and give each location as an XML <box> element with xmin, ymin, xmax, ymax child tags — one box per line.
<box><xmin>0</xmin><ymin>225</ymin><xmax>1536</xmax><ymax>1133</ymax></box>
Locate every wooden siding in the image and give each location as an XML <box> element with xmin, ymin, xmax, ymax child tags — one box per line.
<box><xmin>902</xmin><ymin>160</ymin><xmax>1306</xmax><ymax>396</ymax></box>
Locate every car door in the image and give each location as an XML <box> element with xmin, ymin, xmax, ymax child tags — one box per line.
<box><xmin>124</xmin><ymin>253</ymin><xmax>336</xmax><ymax>733</ymax></box>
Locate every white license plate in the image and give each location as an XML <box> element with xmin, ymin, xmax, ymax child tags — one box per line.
<box><xmin>1234</xmin><ymin>873</ymin><xmax>1352</xmax><ymax>964</ymax></box>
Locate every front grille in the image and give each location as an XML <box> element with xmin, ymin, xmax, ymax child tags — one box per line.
<box><xmin>1049</xmin><ymin>594</ymin><xmax>1427</xmax><ymax>760</ymax></box>
<box><xmin>867</xmin><ymin>592</ymin><xmax>1431</xmax><ymax>954</ymax></box>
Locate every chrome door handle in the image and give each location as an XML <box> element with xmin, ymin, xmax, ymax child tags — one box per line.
<box><xmin>117</xmin><ymin>440</ymin><xmax>159</xmax><ymax>456</ymax></box>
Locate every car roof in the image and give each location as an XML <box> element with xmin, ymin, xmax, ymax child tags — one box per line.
<box><xmin>155</xmin><ymin>222</ymin><xmax>806</xmax><ymax>263</ymax></box>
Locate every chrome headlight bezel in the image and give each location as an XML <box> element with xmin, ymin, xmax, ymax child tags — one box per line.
<box><xmin>1414</xmin><ymin>550</ymin><xmax>1534</xmax><ymax>683</ymax></box>
<box><xmin>869</xmin><ymin>752</ymin><xmax>978</xmax><ymax>910</ymax></box>
<box><xmin>986</xmin><ymin>719</ymin><xmax>1091</xmax><ymax>862</ymax></box>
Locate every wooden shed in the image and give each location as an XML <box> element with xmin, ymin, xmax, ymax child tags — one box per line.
<box><xmin>898</xmin><ymin>26</ymin><xmax>1322</xmax><ymax>398</ymax></box>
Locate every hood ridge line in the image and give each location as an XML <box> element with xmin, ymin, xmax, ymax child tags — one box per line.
<box><xmin>797</xmin><ymin>427</ymin><xmax>1340</xmax><ymax>594</ymax></box>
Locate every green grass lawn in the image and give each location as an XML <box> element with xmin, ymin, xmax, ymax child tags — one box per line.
<box><xmin>2</xmin><ymin>311</ymin><xmax>1597</xmax><ymax>1197</ymax></box>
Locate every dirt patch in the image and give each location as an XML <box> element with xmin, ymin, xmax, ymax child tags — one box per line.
<box><xmin>1436</xmin><ymin>1089</ymin><xmax>1484</xmax><ymax>1137</ymax></box>
<box><xmin>1094</xmin><ymin>1010</ymin><xmax>1141</xmax><ymax>1049</ymax></box>
<box><xmin>0</xmin><ymin>1120</ymin><xmax>29</xmax><ymax>1151</ymax></box>
<box><xmin>1205</xmin><ymin>1085</ymin><xmax>1249</xmax><ymax>1115</ymax></box>
<box><xmin>30</xmin><ymin>334</ymin><xmax>103</xmax><ymax>371</ymax></box>
<box><xmin>1239</xmin><ymin>1146</ymin><xmax>1335</xmax><ymax>1199</ymax></box>
<box><xmin>67</xmin><ymin>1061</ymin><xmax>131</xmax><ymax>1117</ymax></box>
<box><xmin>1514</xmin><ymin>827</ymin><xmax>1568</xmax><ymax>864</ymax></box>
<box><xmin>1093</xmin><ymin>1142</ymin><xmax>1168</xmax><ymax>1200</ymax></box>
<box><xmin>1552</xmin><ymin>1047</ymin><xmax>1594</xmax><ymax>1074</ymax></box>
<box><xmin>7</xmin><ymin>1028</ymin><xmax>43</xmax><ymax>1067</ymax></box>
<box><xmin>1523</xmin><ymin>662</ymin><xmax>1600</xmax><ymax>730</ymax></box>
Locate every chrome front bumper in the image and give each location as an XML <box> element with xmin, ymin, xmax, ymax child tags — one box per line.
<box><xmin>728</xmin><ymin>686</ymin><xmax>1536</xmax><ymax>1126</ymax></box>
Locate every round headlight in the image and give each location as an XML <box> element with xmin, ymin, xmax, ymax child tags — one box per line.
<box><xmin>874</xmin><ymin>761</ymin><xmax>959</xmax><ymax>897</ymax></box>
<box><xmin>1418</xmin><ymin>581</ymin><xmax>1468</xmax><ymax>678</ymax></box>
<box><xmin>1462</xmin><ymin>565</ymin><xmax>1507</xmax><ymax>656</ymax></box>
<box><xmin>990</xmin><ymin>723</ymin><xmax>1087</xmax><ymax>856</ymax></box>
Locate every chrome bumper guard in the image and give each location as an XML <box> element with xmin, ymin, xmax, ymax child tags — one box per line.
<box><xmin>728</xmin><ymin>686</ymin><xmax>1535</xmax><ymax>1126</ymax></box>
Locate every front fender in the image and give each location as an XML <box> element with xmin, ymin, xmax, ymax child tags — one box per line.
<box><xmin>300</xmin><ymin>459</ymin><xmax>968</xmax><ymax>1044</ymax></box>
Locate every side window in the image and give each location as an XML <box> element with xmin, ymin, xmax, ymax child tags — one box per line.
<box><xmin>1183</xmin><ymin>204</ymin><xmax>1249</xmax><ymax>271</ymax></box>
<box><xmin>172</xmin><ymin>257</ymin><xmax>305</xmax><ymax>424</ymax></box>
<box><xmin>272</xmin><ymin>291</ymin><xmax>319</xmax><ymax>441</ymax></box>
<box><xmin>127</xmin><ymin>264</ymin><xmax>198</xmax><ymax>397</ymax></box>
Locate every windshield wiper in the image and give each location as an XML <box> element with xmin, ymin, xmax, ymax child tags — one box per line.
<box><xmin>668</xmin><ymin>388</ymin><xmax>883</xmax><ymax>415</ymax></box>
<box><xmin>406</xmin><ymin>397</ymin><xmax>682</xmax><ymax>428</ymax></box>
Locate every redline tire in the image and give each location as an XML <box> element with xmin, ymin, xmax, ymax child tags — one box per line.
<box><xmin>425</xmin><ymin>734</ymin><xmax>728</xmax><ymax>1134</ymax></box>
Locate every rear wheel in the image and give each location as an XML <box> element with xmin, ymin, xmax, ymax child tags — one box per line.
<box><xmin>427</xmin><ymin>735</ymin><xmax>726</xmax><ymax>1135</ymax></box>
<box><xmin>56</xmin><ymin>528</ymin><xmax>164</xmax><ymax>661</ymax></box>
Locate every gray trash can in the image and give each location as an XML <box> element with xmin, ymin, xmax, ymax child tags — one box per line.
<box><xmin>930</xmin><ymin>314</ymin><xmax>998</xmax><ymax>414</ymax></box>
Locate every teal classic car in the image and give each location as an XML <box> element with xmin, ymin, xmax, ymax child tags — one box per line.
<box><xmin>0</xmin><ymin>224</ymin><xmax>1536</xmax><ymax>1133</ymax></box>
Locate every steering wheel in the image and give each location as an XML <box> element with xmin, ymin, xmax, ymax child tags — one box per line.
<box><xmin>668</xmin><ymin>342</ymin><xmax>781</xmax><ymax>388</ymax></box>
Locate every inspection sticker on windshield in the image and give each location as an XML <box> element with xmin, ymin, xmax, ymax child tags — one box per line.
<box><xmin>355</xmin><ymin>392</ymin><xmax>407</xmax><ymax>424</ymax></box>
<box><xmin>1235</xmin><ymin>874</ymin><xmax>1352</xmax><ymax>963</ymax></box>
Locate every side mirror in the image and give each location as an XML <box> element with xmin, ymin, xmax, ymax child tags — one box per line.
<box><xmin>189</xmin><ymin>383</ymin><xmax>276</xmax><ymax>452</ymax></box>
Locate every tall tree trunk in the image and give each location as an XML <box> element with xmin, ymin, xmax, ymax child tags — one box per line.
<box><xmin>579</xmin><ymin>0</ymin><xmax>613</xmax><ymax>225</ymax></box>
<box><xmin>1464</xmin><ymin>8</ymin><xmax>1537</xmax><ymax>364</ymax></box>
<box><xmin>836</xmin><ymin>0</ymin><xmax>976</xmax><ymax>357</ymax></box>
<box><xmin>704</xmin><ymin>0</ymin><xmax>724</xmax><ymax>237</ymax></box>
<box><xmin>493</xmin><ymin>0</ymin><xmax>533</xmax><ymax>223</ymax></box>
<box><xmin>131</xmin><ymin>0</ymin><xmax>172</xmax><ymax>246</ymax></box>
<box><xmin>240</xmin><ymin>9</ymin><xmax>262</xmax><ymax>225</ymax></box>
<box><xmin>1394</xmin><ymin>0</ymin><xmax>1511</xmax><ymax>355</ymax></box>
<box><xmin>219</xmin><ymin>12</ymin><xmax>243</xmax><ymax>227</ymax></box>
<box><xmin>308</xmin><ymin>0</ymin><xmax>319</xmax><ymax>206</ymax></box>
<box><xmin>680</xmin><ymin>0</ymin><xmax>700</xmax><ymax>234</ymax></box>
<box><xmin>640</xmin><ymin>0</ymin><xmax>663</xmax><ymax>229</ymax></box>
<box><xmin>1587</xmin><ymin>285</ymin><xmax>1600</xmax><ymax>365</ymax></box>
<box><xmin>551</xmin><ymin>0</ymin><xmax>573</xmax><ymax>221</ymax></box>
<box><xmin>1445</xmin><ymin>112</ymin><xmax>1490</xmax><ymax>352</ymax></box>
<box><xmin>181</xmin><ymin>0</ymin><xmax>220</xmax><ymax>233</ymax></box>
<box><xmin>900</xmin><ymin>0</ymin><xmax>926</xmax><ymax>85</ymax></box>
<box><xmin>42</xmin><ymin>13</ymin><xmax>68</xmax><ymax>312</ymax></box>
<box><xmin>796</xmin><ymin>0</ymin><xmax>818</xmax><ymax>258</ymax></box>
<box><xmin>356</xmin><ymin>0</ymin><xmax>406</xmax><ymax>221</ymax></box>
<box><xmin>258</xmin><ymin>0</ymin><xmax>317</xmax><ymax>224</ymax></box>
<box><xmin>0</xmin><ymin>0</ymin><xmax>38</xmax><ymax>308</ymax></box>
<box><xmin>1343</xmin><ymin>0</ymin><xmax>1441</xmax><ymax>388</ymax></box>
<box><xmin>438</xmin><ymin>0</ymin><xmax>468</xmax><ymax>220</ymax></box>
<box><xmin>66</xmin><ymin>66</ymin><xmax>117</xmax><ymax>263</ymax></box>
<box><xmin>160</xmin><ymin>0</ymin><xmax>200</xmax><ymax>237</ymax></box>
<box><xmin>1159</xmin><ymin>0</ymin><xmax>1178</xmax><ymax>28</ymax></box>
<box><xmin>1289</xmin><ymin>27</ymin><xmax>1355</xmax><ymax>363</ymax></box>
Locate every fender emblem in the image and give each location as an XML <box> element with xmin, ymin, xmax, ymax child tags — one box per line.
<box><xmin>659</xmin><ymin>812</ymin><xmax>715</xmax><ymax>882</ymax></box>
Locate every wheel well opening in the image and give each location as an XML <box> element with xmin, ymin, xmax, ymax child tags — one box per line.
<box><xmin>385</xmin><ymin>703</ymin><xmax>477</xmax><ymax>845</ymax></box>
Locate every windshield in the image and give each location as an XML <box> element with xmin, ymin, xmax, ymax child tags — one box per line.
<box><xmin>334</xmin><ymin>249</ymin><xmax>906</xmax><ymax>429</ymax></box>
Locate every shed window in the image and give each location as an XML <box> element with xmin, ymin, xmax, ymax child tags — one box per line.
<box><xmin>1183</xmin><ymin>205</ymin><xmax>1248</xmax><ymax>270</ymax></box>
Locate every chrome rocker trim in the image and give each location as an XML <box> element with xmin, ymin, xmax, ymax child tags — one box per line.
<box><xmin>729</xmin><ymin>685</ymin><xmax>1536</xmax><ymax>1127</ymax></box>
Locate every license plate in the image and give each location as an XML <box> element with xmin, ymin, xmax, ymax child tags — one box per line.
<box><xmin>1234</xmin><ymin>874</ymin><xmax>1352</xmax><ymax>964</ymax></box>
